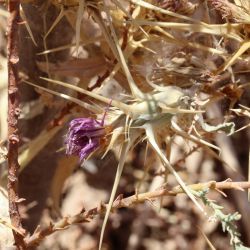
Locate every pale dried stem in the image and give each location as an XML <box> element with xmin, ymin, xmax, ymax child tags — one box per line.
<box><xmin>24</xmin><ymin>180</ymin><xmax>250</xmax><ymax>248</ymax></box>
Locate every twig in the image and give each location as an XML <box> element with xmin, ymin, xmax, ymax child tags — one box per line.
<box><xmin>24</xmin><ymin>180</ymin><xmax>250</xmax><ymax>248</ymax></box>
<box><xmin>7</xmin><ymin>1</ymin><xmax>26</xmax><ymax>249</ymax></box>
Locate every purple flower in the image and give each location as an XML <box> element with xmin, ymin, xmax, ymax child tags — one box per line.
<box><xmin>65</xmin><ymin>118</ymin><xmax>106</xmax><ymax>161</ymax></box>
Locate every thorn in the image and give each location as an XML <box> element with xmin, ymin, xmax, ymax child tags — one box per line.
<box><xmin>215</xmin><ymin>188</ymin><xmax>227</xmax><ymax>197</ymax></box>
<box><xmin>15</xmin><ymin>198</ymin><xmax>26</xmax><ymax>203</ymax></box>
<box><xmin>113</xmin><ymin>194</ymin><xmax>123</xmax><ymax>207</ymax></box>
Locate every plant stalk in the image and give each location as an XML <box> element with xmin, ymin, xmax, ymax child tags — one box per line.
<box><xmin>7</xmin><ymin>1</ymin><xmax>26</xmax><ymax>249</ymax></box>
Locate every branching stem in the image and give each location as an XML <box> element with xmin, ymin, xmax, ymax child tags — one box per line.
<box><xmin>7</xmin><ymin>1</ymin><xmax>26</xmax><ymax>249</ymax></box>
<box><xmin>24</xmin><ymin>180</ymin><xmax>250</xmax><ymax>248</ymax></box>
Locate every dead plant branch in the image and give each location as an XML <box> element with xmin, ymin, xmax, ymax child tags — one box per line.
<box><xmin>7</xmin><ymin>1</ymin><xmax>26</xmax><ymax>249</ymax></box>
<box><xmin>24</xmin><ymin>180</ymin><xmax>250</xmax><ymax>248</ymax></box>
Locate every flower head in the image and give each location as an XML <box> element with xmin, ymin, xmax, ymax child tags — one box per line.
<box><xmin>65</xmin><ymin>118</ymin><xmax>106</xmax><ymax>161</ymax></box>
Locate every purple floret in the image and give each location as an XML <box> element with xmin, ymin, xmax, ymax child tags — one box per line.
<box><xmin>65</xmin><ymin>118</ymin><xmax>106</xmax><ymax>161</ymax></box>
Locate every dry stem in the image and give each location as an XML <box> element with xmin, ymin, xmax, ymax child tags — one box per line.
<box><xmin>7</xmin><ymin>1</ymin><xmax>26</xmax><ymax>249</ymax></box>
<box><xmin>24</xmin><ymin>180</ymin><xmax>250</xmax><ymax>248</ymax></box>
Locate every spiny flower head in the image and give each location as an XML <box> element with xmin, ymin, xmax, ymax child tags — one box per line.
<box><xmin>65</xmin><ymin>117</ymin><xmax>106</xmax><ymax>162</ymax></box>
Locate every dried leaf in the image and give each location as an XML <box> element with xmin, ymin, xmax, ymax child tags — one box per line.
<box><xmin>37</xmin><ymin>56</ymin><xmax>109</xmax><ymax>80</ymax></box>
<box><xmin>50</xmin><ymin>155</ymin><xmax>78</xmax><ymax>213</ymax></box>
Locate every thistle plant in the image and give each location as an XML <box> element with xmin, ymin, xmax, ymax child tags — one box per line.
<box><xmin>11</xmin><ymin>0</ymin><xmax>250</xmax><ymax>249</ymax></box>
<box><xmin>25</xmin><ymin>65</ymin><xmax>235</xmax><ymax>249</ymax></box>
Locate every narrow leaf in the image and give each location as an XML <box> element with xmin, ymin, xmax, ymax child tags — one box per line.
<box><xmin>99</xmin><ymin>139</ymin><xmax>131</xmax><ymax>250</ymax></box>
<box><xmin>144</xmin><ymin>123</ymin><xmax>206</xmax><ymax>214</ymax></box>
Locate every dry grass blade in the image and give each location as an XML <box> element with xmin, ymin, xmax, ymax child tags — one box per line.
<box><xmin>127</xmin><ymin>20</ymin><xmax>243</xmax><ymax>41</ymax></box>
<box><xmin>131</xmin><ymin>0</ymin><xmax>201</xmax><ymax>23</ymax></box>
<box><xmin>99</xmin><ymin>138</ymin><xmax>131</xmax><ymax>250</ymax></box>
<box><xmin>36</xmin><ymin>38</ymin><xmax>102</xmax><ymax>55</ymax></box>
<box><xmin>197</xmin><ymin>226</ymin><xmax>217</xmax><ymax>250</ymax></box>
<box><xmin>104</xmin><ymin>4</ymin><xmax>144</xmax><ymax>99</ymax></box>
<box><xmin>220</xmin><ymin>40</ymin><xmax>250</xmax><ymax>72</ymax></box>
<box><xmin>144</xmin><ymin>123</ymin><xmax>206</xmax><ymax>214</ymax></box>
<box><xmin>44</xmin><ymin>5</ymin><xmax>65</xmax><ymax>39</ymax></box>
<box><xmin>20</xmin><ymin>6</ymin><xmax>37</xmax><ymax>46</ymax></box>
<box><xmin>23</xmin><ymin>80</ymin><xmax>101</xmax><ymax>113</ymax></box>
<box><xmin>39</xmin><ymin>77</ymin><xmax>129</xmax><ymax>112</ymax></box>
<box><xmin>89</xmin><ymin>7</ymin><xmax>120</xmax><ymax>62</ymax></box>
<box><xmin>154</xmin><ymin>26</ymin><xmax>225</xmax><ymax>55</ymax></box>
